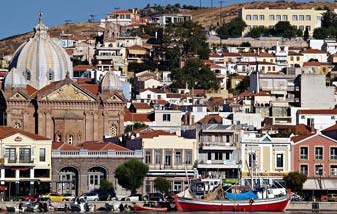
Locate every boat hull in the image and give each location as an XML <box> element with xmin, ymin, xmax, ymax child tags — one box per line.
<box><xmin>175</xmin><ymin>194</ymin><xmax>291</xmax><ymax>212</ymax></box>
<box><xmin>133</xmin><ymin>205</ymin><xmax>168</xmax><ymax>212</ymax></box>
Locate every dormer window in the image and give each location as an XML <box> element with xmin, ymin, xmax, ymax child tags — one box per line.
<box><xmin>47</xmin><ymin>69</ymin><xmax>54</xmax><ymax>81</ymax></box>
<box><xmin>25</xmin><ymin>70</ymin><xmax>31</xmax><ymax>81</ymax></box>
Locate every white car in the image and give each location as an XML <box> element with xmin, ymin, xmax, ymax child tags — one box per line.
<box><xmin>63</xmin><ymin>193</ymin><xmax>76</xmax><ymax>201</ymax></box>
<box><xmin>79</xmin><ymin>192</ymin><xmax>99</xmax><ymax>201</ymax></box>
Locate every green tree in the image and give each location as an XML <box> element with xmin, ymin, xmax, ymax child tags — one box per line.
<box><xmin>154</xmin><ymin>177</ymin><xmax>171</xmax><ymax>193</ymax></box>
<box><xmin>171</xmin><ymin>58</ymin><xmax>219</xmax><ymax>90</ymax></box>
<box><xmin>100</xmin><ymin>179</ymin><xmax>113</xmax><ymax>190</ymax></box>
<box><xmin>162</xmin><ymin>20</ymin><xmax>210</xmax><ymax>67</ymax></box>
<box><xmin>273</xmin><ymin>21</ymin><xmax>297</xmax><ymax>38</ymax></box>
<box><xmin>283</xmin><ymin>172</ymin><xmax>307</xmax><ymax>193</ymax></box>
<box><xmin>128</xmin><ymin>61</ymin><xmax>157</xmax><ymax>73</ymax></box>
<box><xmin>124</xmin><ymin>123</ymin><xmax>147</xmax><ymax>133</ymax></box>
<box><xmin>217</xmin><ymin>17</ymin><xmax>246</xmax><ymax>39</ymax></box>
<box><xmin>247</xmin><ymin>26</ymin><xmax>269</xmax><ymax>38</ymax></box>
<box><xmin>115</xmin><ymin>159</ymin><xmax>149</xmax><ymax>195</ymax></box>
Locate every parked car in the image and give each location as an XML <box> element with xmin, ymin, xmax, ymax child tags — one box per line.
<box><xmin>328</xmin><ymin>193</ymin><xmax>337</xmax><ymax>202</ymax></box>
<box><xmin>143</xmin><ymin>193</ymin><xmax>164</xmax><ymax>202</ymax></box>
<box><xmin>79</xmin><ymin>192</ymin><xmax>99</xmax><ymax>201</ymax></box>
<box><xmin>44</xmin><ymin>193</ymin><xmax>66</xmax><ymax>202</ymax></box>
<box><xmin>63</xmin><ymin>193</ymin><xmax>76</xmax><ymax>201</ymax></box>
<box><xmin>91</xmin><ymin>189</ymin><xmax>117</xmax><ymax>201</ymax></box>
<box><xmin>21</xmin><ymin>194</ymin><xmax>39</xmax><ymax>202</ymax></box>
<box><xmin>122</xmin><ymin>194</ymin><xmax>143</xmax><ymax>201</ymax></box>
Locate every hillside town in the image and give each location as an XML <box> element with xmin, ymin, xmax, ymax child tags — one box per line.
<box><xmin>1</xmin><ymin>2</ymin><xmax>337</xmax><ymax>209</ymax></box>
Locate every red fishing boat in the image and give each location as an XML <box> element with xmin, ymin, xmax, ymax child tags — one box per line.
<box><xmin>133</xmin><ymin>205</ymin><xmax>168</xmax><ymax>212</ymax></box>
<box><xmin>175</xmin><ymin>193</ymin><xmax>290</xmax><ymax>212</ymax></box>
<box><xmin>174</xmin><ymin>182</ymin><xmax>291</xmax><ymax>212</ymax></box>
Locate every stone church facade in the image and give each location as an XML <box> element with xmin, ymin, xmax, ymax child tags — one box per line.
<box><xmin>0</xmin><ymin>14</ymin><xmax>126</xmax><ymax>144</ymax></box>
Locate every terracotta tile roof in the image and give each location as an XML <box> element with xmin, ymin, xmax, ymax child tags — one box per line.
<box><xmin>297</xmin><ymin>109</ymin><xmax>337</xmax><ymax>115</ymax></box>
<box><xmin>78</xmin><ymin>83</ymin><xmax>99</xmax><ymax>95</ymax></box>
<box><xmin>209</xmin><ymin>97</ymin><xmax>224</xmax><ymax>103</ymax></box>
<box><xmin>73</xmin><ymin>65</ymin><xmax>96</xmax><ymax>71</ymax></box>
<box><xmin>260</xmin><ymin>124</ymin><xmax>312</xmax><ymax>135</ymax></box>
<box><xmin>26</xmin><ymin>84</ymin><xmax>37</xmax><ymax>96</ymax></box>
<box><xmin>0</xmin><ymin>126</ymin><xmax>49</xmax><ymax>140</ymax></box>
<box><xmin>246</xmin><ymin>61</ymin><xmax>276</xmax><ymax>65</ymax></box>
<box><xmin>291</xmin><ymin>134</ymin><xmax>314</xmax><ymax>143</ymax></box>
<box><xmin>52</xmin><ymin>142</ymin><xmax>80</xmax><ymax>150</ymax></box>
<box><xmin>239</xmin><ymin>91</ymin><xmax>253</xmax><ymax>97</ymax></box>
<box><xmin>196</xmin><ymin>114</ymin><xmax>223</xmax><ymax>125</ymax></box>
<box><xmin>131</xmin><ymin>103</ymin><xmax>152</xmax><ymax>109</ymax></box>
<box><xmin>32</xmin><ymin>81</ymin><xmax>61</xmax><ymax>97</ymax></box>
<box><xmin>124</xmin><ymin>113</ymin><xmax>152</xmax><ymax>122</ymax></box>
<box><xmin>303</xmin><ymin>61</ymin><xmax>324</xmax><ymax>67</ymax></box>
<box><xmin>223</xmin><ymin>53</ymin><xmax>241</xmax><ymax>57</ymax></box>
<box><xmin>209</xmin><ymin>53</ymin><xmax>222</xmax><ymax>57</ymax></box>
<box><xmin>241</xmin><ymin>52</ymin><xmax>258</xmax><ymax>57</ymax></box>
<box><xmin>253</xmin><ymin>91</ymin><xmax>270</xmax><ymax>96</ymax></box>
<box><xmin>129</xmin><ymin>45</ymin><xmax>146</xmax><ymax>50</ymax></box>
<box><xmin>302</xmin><ymin>49</ymin><xmax>326</xmax><ymax>54</ymax></box>
<box><xmin>140</xmin><ymin>88</ymin><xmax>165</xmax><ymax>93</ymax></box>
<box><xmin>109</xmin><ymin>9</ymin><xmax>132</xmax><ymax>14</ymax></box>
<box><xmin>139</xmin><ymin>130</ymin><xmax>174</xmax><ymax>138</ymax></box>
<box><xmin>79</xmin><ymin>142</ymin><xmax>130</xmax><ymax>151</ymax></box>
<box><xmin>288</xmin><ymin>51</ymin><xmax>303</xmax><ymax>56</ymax></box>
<box><xmin>258</xmin><ymin>52</ymin><xmax>274</xmax><ymax>57</ymax></box>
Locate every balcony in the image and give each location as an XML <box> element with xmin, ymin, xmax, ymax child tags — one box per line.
<box><xmin>4</xmin><ymin>158</ymin><xmax>35</xmax><ymax>167</ymax></box>
<box><xmin>201</xmin><ymin>142</ymin><xmax>236</xmax><ymax>150</ymax></box>
<box><xmin>198</xmin><ymin>159</ymin><xmax>238</xmax><ymax>169</ymax></box>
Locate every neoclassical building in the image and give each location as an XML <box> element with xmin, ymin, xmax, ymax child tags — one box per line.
<box><xmin>0</xmin><ymin>14</ymin><xmax>126</xmax><ymax>144</ymax></box>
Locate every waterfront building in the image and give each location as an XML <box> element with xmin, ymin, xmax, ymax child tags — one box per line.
<box><xmin>240</xmin><ymin>133</ymin><xmax>291</xmax><ymax>187</ymax></box>
<box><xmin>51</xmin><ymin>141</ymin><xmax>142</xmax><ymax>196</ymax></box>
<box><xmin>0</xmin><ymin>127</ymin><xmax>52</xmax><ymax>198</ymax></box>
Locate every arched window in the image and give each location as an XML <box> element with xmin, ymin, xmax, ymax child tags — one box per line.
<box><xmin>47</xmin><ymin>69</ymin><xmax>54</xmax><ymax>81</ymax></box>
<box><xmin>110</xmin><ymin>124</ymin><xmax>117</xmax><ymax>137</ymax></box>
<box><xmin>14</xmin><ymin>121</ymin><xmax>21</xmax><ymax>129</ymax></box>
<box><xmin>56</xmin><ymin>134</ymin><xmax>62</xmax><ymax>142</ymax></box>
<box><xmin>68</xmin><ymin>135</ymin><xmax>74</xmax><ymax>144</ymax></box>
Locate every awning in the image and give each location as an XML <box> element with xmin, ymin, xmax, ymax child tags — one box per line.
<box><xmin>303</xmin><ymin>179</ymin><xmax>337</xmax><ymax>190</ymax></box>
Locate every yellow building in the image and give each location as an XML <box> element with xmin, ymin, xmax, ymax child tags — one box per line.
<box><xmin>0</xmin><ymin>127</ymin><xmax>52</xmax><ymax>198</ymax></box>
<box><xmin>240</xmin><ymin>133</ymin><xmax>291</xmax><ymax>187</ymax></box>
<box><xmin>141</xmin><ymin>130</ymin><xmax>197</xmax><ymax>193</ymax></box>
<box><xmin>240</xmin><ymin>7</ymin><xmax>326</xmax><ymax>36</ymax></box>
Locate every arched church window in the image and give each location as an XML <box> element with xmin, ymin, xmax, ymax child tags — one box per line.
<box><xmin>68</xmin><ymin>135</ymin><xmax>74</xmax><ymax>144</ymax></box>
<box><xmin>110</xmin><ymin>124</ymin><xmax>117</xmax><ymax>137</ymax></box>
<box><xmin>14</xmin><ymin>121</ymin><xmax>21</xmax><ymax>129</ymax></box>
<box><xmin>56</xmin><ymin>134</ymin><xmax>62</xmax><ymax>142</ymax></box>
<box><xmin>47</xmin><ymin>69</ymin><xmax>54</xmax><ymax>81</ymax></box>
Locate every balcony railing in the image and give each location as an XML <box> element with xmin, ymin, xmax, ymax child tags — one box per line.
<box><xmin>201</xmin><ymin>142</ymin><xmax>236</xmax><ymax>150</ymax></box>
<box><xmin>198</xmin><ymin>159</ymin><xmax>238</xmax><ymax>168</ymax></box>
<box><xmin>4</xmin><ymin>158</ymin><xmax>35</xmax><ymax>166</ymax></box>
<box><xmin>52</xmin><ymin>149</ymin><xmax>143</xmax><ymax>158</ymax></box>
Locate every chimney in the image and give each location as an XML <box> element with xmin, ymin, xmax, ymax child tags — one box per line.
<box><xmin>310</xmin><ymin>121</ymin><xmax>315</xmax><ymax>133</ymax></box>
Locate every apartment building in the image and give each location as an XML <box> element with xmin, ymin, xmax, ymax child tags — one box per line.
<box><xmin>240</xmin><ymin>7</ymin><xmax>325</xmax><ymax>36</ymax></box>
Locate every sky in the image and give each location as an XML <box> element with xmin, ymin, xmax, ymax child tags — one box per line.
<box><xmin>0</xmin><ymin>0</ymin><xmax>333</xmax><ymax>39</ymax></box>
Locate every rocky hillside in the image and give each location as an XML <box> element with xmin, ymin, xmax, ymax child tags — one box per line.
<box><xmin>1</xmin><ymin>1</ymin><xmax>337</xmax><ymax>56</ymax></box>
<box><xmin>0</xmin><ymin>22</ymin><xmax>101</xmax><ymax>56</ymax></box>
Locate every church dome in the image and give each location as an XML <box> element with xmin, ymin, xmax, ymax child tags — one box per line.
<box><xmin>100</xmin><ymin>71</ymin><xmax>122</xmax><ymax>92</ymax></box>
<box><xmin>4</xmin><ymin>13</ymin><xmax>73</xmax><ymax>90</ymax></box>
